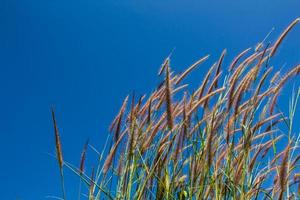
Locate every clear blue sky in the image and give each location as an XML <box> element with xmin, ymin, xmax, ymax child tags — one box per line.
<box><xmin>0</xmin><ymin>0</ymin><xmax>300</xmax><ymax>199</ymax></box>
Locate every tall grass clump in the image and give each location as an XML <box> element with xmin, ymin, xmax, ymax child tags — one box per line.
<box><xmin>52</xmin><ymin>18</ymin><xmax>300</xmax><ymax>200</ymax></box>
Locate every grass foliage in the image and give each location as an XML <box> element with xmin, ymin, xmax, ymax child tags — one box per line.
<box><xmin>52</xmin><ymin>18</ymin><xmax>300</xmax><ymax>200</ymax></box>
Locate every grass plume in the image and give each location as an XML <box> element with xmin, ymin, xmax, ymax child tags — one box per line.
<box><xmin>52</xmin><ymin>18</ymin><xmax>300</xmax><ymax>200</ymax></box>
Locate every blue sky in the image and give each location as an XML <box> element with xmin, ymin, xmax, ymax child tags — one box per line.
<box><xmin>0</xmin><ymin>0</ymin><xmax>300</xmax><ymax>199</ymax></box>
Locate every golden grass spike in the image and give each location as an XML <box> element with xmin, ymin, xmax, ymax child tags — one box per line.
<box><xmin>138</xmin><ymin>94</ymin><xmax>151</xmax><ymax>116</ymax></box>
<box><xmin>228</xmin><ymin>59</ymin><xmax>248</xmax><ymax>85</ymax></box>
<box><xmin>109</xmin><ymin>95</ymin><xmax>129</xmax><ymax>133</ymax></box>
<box><xmin>51</xmin><ymin>108</ymin><xmax>67</xmax><ymax>200</ymax></box>
<box><xmin>271</xmin><ymin>71</ymin><xmax>281</xmax><ymax>84</ymax></box>
<box><xmin>114</xmin><ymin>95</ymin><xmax>129</xmax><ymax>141</ymax></box>
<box><xmin>197</xmin><ymin>63</ymin><xmax>216</xmax><ymax>99</ymax></box>
<box><xmin>252</xmin><ymin>113</ymin><xmax>282</xmax><ymax>133</ymax></box>
<box><xmin>51</xmin><ymin>108</ymin><xmax>64</xmax><ymax>169</ymax></box>
<box><xmin>79</xmin><ymin>139</ymin><xmax>89</xmax><ymax>175</ymax></box>
<box><xmin>238</xmin><ymin>51</ymin><xmax>259</xmax><ymax>68</ymax></box>
<box><xmin>114</xmin><ymin>113</ymin><xmax>123</xmax><ymax>142</ymax></box>
<box><xmin>248</xmin><ymin>145</ymin><xmax>264</xmax><ymax>172</ymax></box>
<box><xmin>109</xmin><ymin>114</ymin><xmax>119</xmax><ymax>133</ymax></box>
<box><xmin>103</xmin><ymin>130</ymin><xmax>127</xmax><ymax>174</ymax></box>
<box><xmin>182</xmin><ymin>92</ymin><xmax>188</xmax><ymax>136</ymax></box>
<box><xmin>158</xmin><ymin>48</ymin><xmax>175</xmax><ymax>76</ymax></box>
<box><xmin>232</xmin><ymin>70</ymin><xmax>254</xmax><ymax>114</ymax></box>
<box><xmin>257</xmin><ymin>42</ymin><xmax>271</xmax><ymax>68</ymax></box>
<box><xmin>229</xmin><ymin>48</ymin><xmax>251</xmax><ymax>71</ymax></box>
<box><xmin>158</xmin><ymin>57</ymin><xmax>170</xmax><ymax>76</ymax></box>
<box><xmin>202</xmin><ymin>72</ymin><xmax>223</xmax><ymax>109</ymax></box>
<box><xmin>147</xmin><ymin>96</ymin><xmax>152</xmax><ymax>125</ymax></box>
<box><xmin>206</xmin><ymin>125</ymin><xmax>214</xmax><ymax>170</ymax></box>
<box><xmin>251</xmin><ymin>129</ymin><xmax>278</xmax><ymax>142</ymax></box>
<box><xmin>155</xmin><ymin>75</ymin><xmax>178</xmax><ymax>111</ymax></box>
<box><xmin>165</xmin><ymin>64</ymin><xmax>174</xmax><ymax>130</ymax></box>
<box><xmin>175</xmin><ymin>54</ymin><xmax>210</xmax><ymax>85</ymax></box>
<box><xmin>141</xmin><ymin>122</ymin><xmax>161</xmax><ymax>152</ymax></box>
<box><xmin>172</xmin><ymin>84</ymin><xmax>188</xmax><ymax>94</ymax></box>
<box><xmin>119</xmin><ymin>95</ymin><xmax>129</xmax><ymax>115</ymax></box>
<box><xmin>274</xmin><ymin>65</ymin><xmax>300</xmax><ymax>94</ymax></box>
<box><xmin>270</xmin><ymin>65</ymin><xmax>300</xmax><ymax>114</ymax></box>
<box><xmin>89</xmin><ymin>166</ymin><xmax>95</xmax><ymax>200</ymax></box>
<box><xmin>278</xmin><ymin>142</ymin><xmax>291</xmax><ymax>200</ymax></box>
<box><xmin>173</xmin><ymin>93</ymin><xmax>188</xmax><ymax>161</ymax></box>
<box><xmin>141</xmin><ymin>112</ymin><xmax>167</xmax><ymax>152</ymax></box>
<box><xmin>130</xmin><ymin>92</ymin><xmax>135</xmax><ymax>121</ymax></box>
<box><xmin>253</xmin><ymin>67</ymin><xmax>273</xmax><ymax>98</ymax></box>
<box><xmin>270</xmin><ymin>18</ymin><xmax>300</xmax><ymax>57</ymax></box>
<box><xmin>270</xmin><ymin>91</ymin><xmax>280</xmax><ymax>114</ymax></box>
<box><xmin>213</xmin><ymin>49</ymin><xmax>226</xmax><ymax>88</ymax></box>
<box><xmin>188</xmin><ymin>87</ymin><xmax>225</xmax><ymax>116</ymax></box>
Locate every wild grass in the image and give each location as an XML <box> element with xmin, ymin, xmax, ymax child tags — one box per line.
<box><xmin>52</xmin><ymin>18</ymin><xmax>300</xmax><ymax>200</ymax></box>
